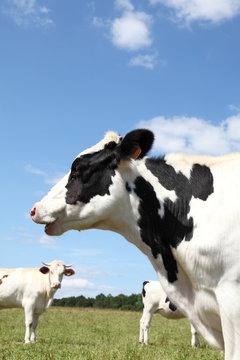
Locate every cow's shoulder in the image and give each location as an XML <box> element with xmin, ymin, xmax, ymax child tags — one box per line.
<box><xmin>0</xmin><ymin>269</ymin><xmax>17</xmax><ymax>285</ymax></box>
<box><xmin>0</xmin><ymin>269</ymin><xmax>16</xmax><ymax>277</ymax></box>
<box><xmin>133</xmin><ymin>155</ymin><xmax>216</xmax><ymax>283</ymax></box>
<box><xmin>144</xmin><ymin>155</ymin><xmax>214</xmax><ymax>201</ymax></box>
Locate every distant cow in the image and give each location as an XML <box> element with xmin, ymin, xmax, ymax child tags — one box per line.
<box><xmin>0</xmin><ymin>260</ymin><xmax>75</xmax><ymax>343</ymax></box>
<box><xmin>31</xmin><ymin>129</ymin><xmax>240</xmax><ymax>359</ymax></box>
<box><xmin>139</xmin><ymin>280</ymin><xmax>200</xmax><ymax>347</ymax></box>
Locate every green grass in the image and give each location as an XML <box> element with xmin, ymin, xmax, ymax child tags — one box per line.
<box><xmin>0</xmin><ymin>307</ymin><xmax>222</xmax><ymax>360</ymax></box>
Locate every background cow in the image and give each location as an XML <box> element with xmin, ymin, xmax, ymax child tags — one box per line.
<box><xmin>139</xmin><ymin>280</ymin><xmax>200</xmax><ymax>347</ymax></box>
<box><xmin>30</xmin><ymin>129</ymin><xmax>240</xmax><ymax>359</ymax></box>
<box><xmin>0</xmin><ymin>260</ymin><xmax>75</xmax><ymax>343</ymax></box>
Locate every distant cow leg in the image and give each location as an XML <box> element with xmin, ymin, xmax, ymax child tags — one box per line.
<box><xmin>190</xmin><ymin>324</ymin><xmax>200</xmax><ymax>347</ymax></box>
<box><xmin>24</xmin><ymin>304</ymin><xmax>34</xmax><ymax>344</ymax></box>
<box><xmin>30</xmin><ymin>313</ymin><xmax>40</xmax><ymax>343</ymax></box>
<box><xmin>139</xmin><ymin>307</ymin><xmax>155</xmax><ymax>344</ymax></box>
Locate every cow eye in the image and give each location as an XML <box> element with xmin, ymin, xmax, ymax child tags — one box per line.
<box><xmin>68</xmin><ymin>172</ymin><xmax>79</xmax><ymax>183</ymax></box>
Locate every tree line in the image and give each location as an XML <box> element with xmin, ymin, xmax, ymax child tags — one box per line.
<box><xmin>53</xmin><ymin>293</ymin><xmax>143</xmax><ymax>311</ymax></box>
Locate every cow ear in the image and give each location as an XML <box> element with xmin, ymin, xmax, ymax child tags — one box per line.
<box><xmin>119</xmin><ymin>129</ymin><xmax>154</xmax><ymax>159</ymax></box>
<box><xmin>64</xmin><ymin>269</ymin><xmax>75</xmax><ymax>276</ymax></box>
<box><xmin>39</xmin><ymin>266</ymin><xmax>49</xmax><ymax>274</ymax></box>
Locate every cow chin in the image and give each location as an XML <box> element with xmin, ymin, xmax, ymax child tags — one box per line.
<box><xmin>45</xmin><ymin>220</ymin><xmax>83</xmax><ymax>236</ymax></box>
<box><xmin>45</xmin><ymin>221</ymin><xmax>64</xmax><ymax>236</ymax></box>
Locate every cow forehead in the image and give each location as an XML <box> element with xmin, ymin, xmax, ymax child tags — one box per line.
<box><xmin>48</xmin><ymin>260</ymin><xmax>65</xmax><ymax>269</ymax></box>
<box><xmin>77</xmin><ymin>131</ymin><xmax>121</xmax><ymax>158</ymax></box>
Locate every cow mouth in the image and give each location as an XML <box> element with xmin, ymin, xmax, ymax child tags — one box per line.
<box><xmin>45</xmin><ymin>218</ymin><xmax>60</xmax><ymax>236</ymax></box>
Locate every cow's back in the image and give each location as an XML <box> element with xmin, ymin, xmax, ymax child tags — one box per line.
<box><xmin>143</xmin><ymin>281</ymin><xmax>165</xmax><ymax>308</ymax></box>
<box><xmin>143</xmin><ymin>281</ymin><xmax>183</xmax><ymax>319</ymax></box>
<box><xmin>0</xmin><ymin>268</ymin><xmax>48</xmax><ymax>310</ymax></box>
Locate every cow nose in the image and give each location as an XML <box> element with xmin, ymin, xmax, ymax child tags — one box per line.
<box><xmin>30</xmin><ymin>203</ymin><xmax>47</xmax><ymax>224</ymax></box>
<box><xmin>52</xmin><ymin>283</ymin><xmax>61</xmax><ymax>289</ymax></box>
<box><xmin>30</xmin><ymin>207</ymin><xmax>36</xmax><ymax>217</ymax></box>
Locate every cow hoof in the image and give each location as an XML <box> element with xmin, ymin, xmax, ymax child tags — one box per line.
<box><xmin>191</xmin><ymin>341</ymin><xmax>200</xmax><ymax>348</ymax></box>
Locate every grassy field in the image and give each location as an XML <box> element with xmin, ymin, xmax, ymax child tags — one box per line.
<box><xmin>0</xmin><ymin>307</ymin><xmax>222</xmax><ymax>360</ymax></box>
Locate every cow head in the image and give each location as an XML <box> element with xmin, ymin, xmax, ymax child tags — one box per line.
<box><xmin>31</xmin><ymin>129</ymin><xmax>154</xmax><ymax>237</ymax></box>
<box><xmin>39</xmin><ymin>260</ymin><xmax>75</xmax><ymax>289</ymax></box>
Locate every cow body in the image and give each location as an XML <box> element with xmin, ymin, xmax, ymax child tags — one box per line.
<box><xmin>30</xmin><ymin>129</ymin><xmax>240</xmax><ymax>359</ymax></box>
<box><xmin>0</xmin><ymin>260</ymin><xmax>74</xmax><ymax>343</ymax></box>
<box><xmin>140</xmin><ymin>280</ymin><xmax>200</xmax><ymax>347</ymax></box>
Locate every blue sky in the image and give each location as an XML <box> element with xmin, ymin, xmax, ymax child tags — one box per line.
<box><xmin>1</xmin><ymin>0</ymin><xmax>240</xmax><ymax>298</ymax></box>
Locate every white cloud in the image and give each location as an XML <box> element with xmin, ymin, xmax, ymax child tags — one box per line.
<box><xmin>55</xmin><ymin>263</ymin><xmax>129</xmax><ymax>297</ymax></box>
<box><xmin>1</xmin><ymin>0</ymin><xmax>53</xmax><ymax>27</ymax></box>
<box><xmin>39</xmin><ymin>6</ymin><xmax>49</xmax><ymax>14</ymax></box>
<box><xmin>3</xmin><ymin>236</ymin><xmax>15</xmax><ymax>242</ymax></box>
<box><xmin>62</xmin><ymin>277</ymin><xmax>96</xmax><ymax>290</ymax></box>
<box><xmin>45</xmin><ymin>174</ymin><xmax>65</xmax><ymax>186</ymax></box>
<box><xmin>149</xmin><ymin>0</ymin><xmax>240</xmax><ymax>24</ymax></box>
<box><xmin>137</xmin><ymin>114</ymin><xmax>240</xmax><ymax>155</ymax></box>
<box><xmin>25</xmin><ymin>164</ymin><xmax>47</xmax><ymax>176</ymax></box>
<box><xmin>18</xmin><ymin>232</ymin><xmax>57</xmax><ymax>247</ymax></box>
<box><xmin>6</xmin><ymin>226</ymin><xmax>57</xmax><ymax>247</ymax></box>
<box><xmin>75</xmin><ymin>267</ymin><xmax>108</xmax><ymax>279</ymax></box>
<box><xmin>92</xmin><ymin>16</ymin><xmax>107</xmax><ymax>28</ymax></box>
<box><xmin>223</xmin><ymin>115</ymin><xmax>240</xmax><ymax>141</ymax></box>
<box><xmin>115</xmin><ymin>0</ymin><xmax>134</xmax><ymax>12</ymax></box>
<box><xmin>229</xmin><ymin>104</ymin><xmax>240</xmax><ymax>113</ymax></box>
<box><xmin>25</xmin><ymin>165</ymin><xmax>65</xmax><ymax>185</ymax></box>
<box><xmin>92</xmin><ymin>0</ymin><xmax>154</xmax><ymax>65</ymax></box>
<box><xmin>66</xmin><ymin>248</ymin><xmax>104</xmax><ymax>258</ymax></box>
<box><xmin>129</xmin><ymin>53</ymin><xmax>158</xmax><ymax>69</ymax></box>
<box><xmin>38</xmin><ymin>235</ymin><xmax>57</xmax><ymax>247</ymax></box>
<box><xmin>58</xmin><ymin>276</ymin><xmax>120</xmax><ymax>298</ymax></box>
<box><xmin>111</xmin><ymin>9</ymin><xmax>153</xmax><ymax>51</ymax></box>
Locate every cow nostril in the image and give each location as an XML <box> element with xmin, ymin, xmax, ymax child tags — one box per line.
<box><xmin>52</xmin><ymin>283</ymin><xmax>61</xmax><ymax>289</ymax></box>
<box><xmin>30</xmin><ymin>207</ymin><xmax>36</xmax><ymax>217</ymax></box>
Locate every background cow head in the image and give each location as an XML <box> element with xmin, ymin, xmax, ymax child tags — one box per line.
<box><xmin>39</xmin><ymin>260</ymin><xmax>75</xmax><ymax>289</ymax></box>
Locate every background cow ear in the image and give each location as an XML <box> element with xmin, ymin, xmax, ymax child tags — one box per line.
<box><xmin>64</xmin><ymin>269</ymin><xmax>75</xmax><ymax>276</ymax></box>
<box><xmin>39</xmin><ymin>266</ymin><xmax>49</xmax><ymax>274</ymax></box>
<box><xmin>119</xmin><ymin>129</ymin><xmax>154</xmax><ymax>159</ymax></box>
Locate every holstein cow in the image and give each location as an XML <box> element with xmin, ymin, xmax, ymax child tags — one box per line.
<box><xmin>30</xmin><ymin>129</ymin><xmax>240</xmax><ymax>359</ymax></box>
<box><xmin>0</xmin><ymin>260</ymin><xmax>75</xmax><ymax>343</ymax></box>
<box><xmin>140</xmin><ymin>280</ymin><xmax>200</xmax><ymax>347</ymax></box>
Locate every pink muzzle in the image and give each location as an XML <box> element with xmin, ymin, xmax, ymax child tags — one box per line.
<box><xmin>52</xmin><ymin>283</ymin><xmax>61</xmax><ymax>289</ymax></box>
